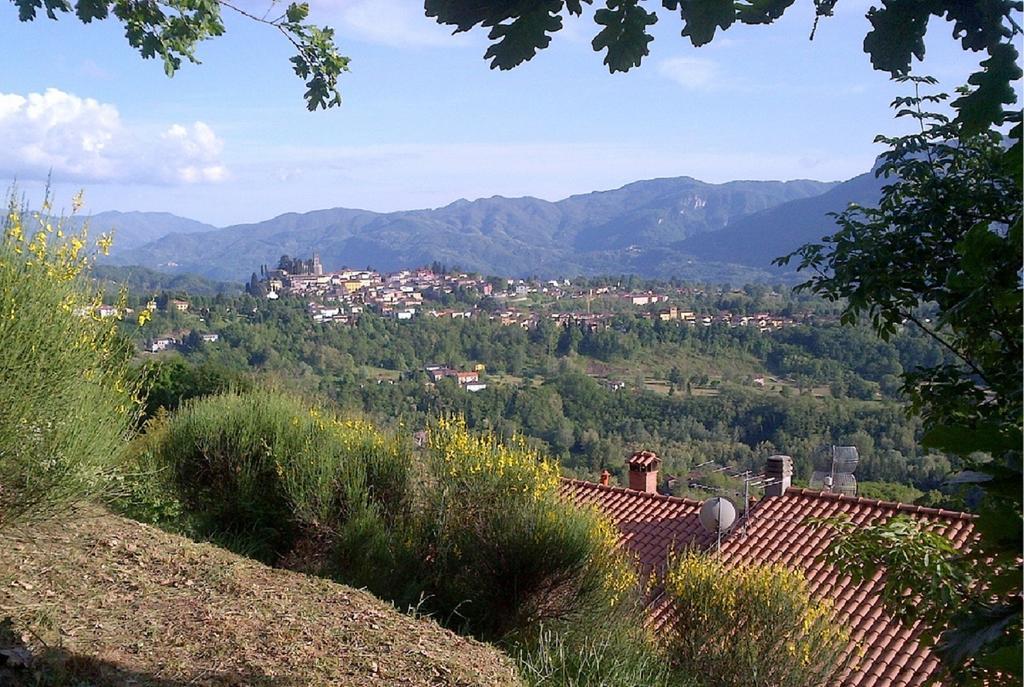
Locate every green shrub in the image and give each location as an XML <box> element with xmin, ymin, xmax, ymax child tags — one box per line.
<box><xmin>515</xmin><ymin>621</ymin><xmax>679</xmax><ymax>687</ymax></box>
<box><xmin>422</xmin><ymin>417</ymin><xmax>637</xmax><ymax>641</ymax></box>
<box><xmin>0</xmin><ymin>192</ymin><xmax>141</xmax><ymax>528</ymax></box>
<box><xmin>108</xmin><ymin>411</ymin><xmax>187</xmax><ymax>530</ymax></box>
<box><xmin>139</xmin><ymin>358</ymin><xmax>254</xmax><ymax>419</ymax></box>
<box><xmin>662</xmin><ymin>551</ymin><xmax>849</xmax><ymax>687</ymax></box>
<box><xmin>135</xmin><ymin>389</ymin><xmax>413</xmax><ymax>562</ymax></box>
<box><xmin>127</xmin><ymin>405</ymin><xmax>638</xmax><ymax>651</ymax></box>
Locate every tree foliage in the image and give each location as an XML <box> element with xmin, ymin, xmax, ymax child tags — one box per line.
<box><xmin>780</xmin><ymin>80</ymin><xmax>1022</xmax><ymax>684</ymax></box>
<box><xmin>9</xmin><ymin>0</ymin><xmax>348</xmax><ymax>110</ymax></box>
<box><xmin>808</xmin><ymin>514</ymin><xmax>1019</xmax><ymax>686</ymax></box>
<box><xmin>425</xmin><ymin>0</ymin><xmax>1022</xmax><ymax>134</ymax></box>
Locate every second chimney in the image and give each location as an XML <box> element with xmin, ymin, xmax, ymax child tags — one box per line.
<box><xmin>627</xmin><ymin>450</ymin><xmax>661</xmax><ymax>494</ymax></box>
<box><xmin>764</xmin><ymin>454</ymin><xmax>793</xmax><ymax>497</ymax></box>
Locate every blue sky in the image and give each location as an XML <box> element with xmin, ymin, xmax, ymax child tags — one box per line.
<box><xmin>0</xmin><ymin>0</ymin><xmax>1000</xmax><ymax>225</ymax></box>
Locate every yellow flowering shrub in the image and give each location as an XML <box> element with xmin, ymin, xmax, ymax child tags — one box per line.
<box><xmin>0</xmin><ymin>190</ymin><xmax>141</xmax><ymax>527</ymax></box>
<box><xmin>425</xmin><ymin>416</ymin><xmax>639</xmax><ymax>641</ymax></box>
<box><xmin>663</xmin><ymin>551</ymin><xmax>850</xmax><ymax>687</ymax></box>
<box><xmin>428</xmin><ymin>415</ymin><xmax>560</xmax><ymax>497</ymax></box>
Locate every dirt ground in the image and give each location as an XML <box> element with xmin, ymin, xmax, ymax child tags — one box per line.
<box><xmin>0</xmin><ymin>510</ymin><xmax>521</xmax><ymax>687</ymax></box>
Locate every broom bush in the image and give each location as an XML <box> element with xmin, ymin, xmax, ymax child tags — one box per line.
<box><xmin>0</xmin><ymin>191</ymin><xmax>140</xmax><ymax>528</ymax></box>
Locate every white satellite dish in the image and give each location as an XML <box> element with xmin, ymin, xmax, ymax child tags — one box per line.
<box><xmin>700</xmin><ymin>496</ymin><xmax>737</xmax><ymax>553</ymax></box>
<box><xmin>699</xmin><ymin>496</ymin><xmax>737</xmax><ymax>534</ymax></box>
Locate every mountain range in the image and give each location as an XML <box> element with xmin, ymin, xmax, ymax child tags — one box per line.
<box><xmin>96</xmin><ymin>170</ymin><xmax>884</xmax><ymax>283</ymax></box>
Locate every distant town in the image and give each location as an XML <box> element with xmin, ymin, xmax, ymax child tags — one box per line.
<box><xmin>246</xmin><ymin>253</ymin><xmax>823</xmax><ymax>332</ymax></box>
<box><xmin>127</xmin><ymin>252</ymin><xmax>837</xmax><ymax>394</ymax></box>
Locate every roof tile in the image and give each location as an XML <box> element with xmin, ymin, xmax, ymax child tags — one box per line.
<box><xmin>560</xmin><ymin>479</ymin><xmax>974</xmax><ymax>687</ymax></box>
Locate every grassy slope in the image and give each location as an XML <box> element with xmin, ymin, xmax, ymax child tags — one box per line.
<box><xmin>0</xmin><ymin>510</ymin><xmax>520</xmax><ymax>687</ymax></box>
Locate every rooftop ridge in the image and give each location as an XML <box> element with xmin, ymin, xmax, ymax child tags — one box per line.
<box><xmin>785</xmin><ymin>486</ymin><xmax>976</xmax><ymax>520</ymax></box>
<box><xmin>560</xmin><ymin>477</ymin><xmax>703</xmax><ymax>507</ymax></box>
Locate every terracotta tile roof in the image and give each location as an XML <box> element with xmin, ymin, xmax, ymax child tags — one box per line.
<box><xmin>559</xmin><ymin>479</ymin><xmax>712</xmax><ymax>575</ymax></box>
<box><xmin>719</xmin><ymin>487</ymin><xmax>974</xmax><ymax>687</ymax></box>
<box><xmin>560</xmin><ymin>479</ymin><xmax>975</xmax><ymax>687</ymax></box>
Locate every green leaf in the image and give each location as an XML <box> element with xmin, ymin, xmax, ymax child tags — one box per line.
<box><xmin>674</xmin><ymin>0</ymin><xmax>736</xmax><ymax>46</ymax></box>
<box><xmin>735</xmin><ymin>0</ymin><xmax>795</xmax><ymax>25</ymax></box>
<box><xmin>74</xmin><ymin>0</ymin><xmax>108</xmax><ymax>22</ymax></box>
<box><xmin>592</xmin><ymin>0</ymin><xmax>657</xmax><ymax>72</ymax></box>
<box><xmin>485</xmin><ymin>3</ymin><xmax>564</xmax><ymax>70</ymax></box>
<box><xmin>286</xmin><ymin>2</ymin><xmax>309</xmax><ymax>24</ymax></box>
<box><xmin>952</xmin><ymin>43</ymin><xmax>1023</xmax><ymax>135</ymax></box>
<box><xmin>862</xmin><ymin>0</ymin><xmax>931</xmax><ymax>75</ymax></box>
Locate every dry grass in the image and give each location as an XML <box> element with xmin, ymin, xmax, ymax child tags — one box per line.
<box><xmin>0</xmin><ymin>510</ymin><xmax>521</xmax><ymax>687</ymax></box>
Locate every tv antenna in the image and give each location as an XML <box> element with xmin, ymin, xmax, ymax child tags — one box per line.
<box><xmin>808</xmin><ymin>445</ymin><xmax>859</xmax><ymax>496</ymax></box>
<box><xmin>688</xmin><ymin>462</ymin><xmax>773</xmax><ymax>539</ymax></box>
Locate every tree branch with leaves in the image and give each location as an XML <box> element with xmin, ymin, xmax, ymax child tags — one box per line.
<box><xmin>425</xmin><ymin>0</ymin><xmax>1022</xmax><ymax>135</ymax></box>
<box><xmin>780</xmin><ymin>77</ymin><xmax>1022</xmax><ymax>685</ymax></box>
<box><xmin>10</xmin><ymin>0</ymin><xmax>348</xmax><ymax>110</ymax></box>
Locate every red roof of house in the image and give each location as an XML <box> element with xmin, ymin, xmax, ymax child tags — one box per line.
<box><xmin>560</xmin><ymin>479</ymin><xmax>711</xmax><ymax>575</ymax></box>
<box><xmin>560</xmin><ymin>479</ymin><xmax>975</xmax><ymax>687</ymax></box>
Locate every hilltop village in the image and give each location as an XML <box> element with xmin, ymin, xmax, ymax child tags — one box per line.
<box><xmin>246</xmin><ymin>253</ymin><xmax>822</xmax><ymax>331</ymax></box>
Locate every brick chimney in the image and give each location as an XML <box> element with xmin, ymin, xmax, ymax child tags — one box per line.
<box><xmin>627</xmin><ymin>450</ymin><xmax>661</xmax><ymax>494</ymax></box>
<box><xmin>599</xmin><ymin>469</ymin><xmax>611</xmax><ymax>486</ymax></box>
<box><xmin>764</xmin><ymin>455</ymin><xmax>793</xmax><ymax>497</ymax></box>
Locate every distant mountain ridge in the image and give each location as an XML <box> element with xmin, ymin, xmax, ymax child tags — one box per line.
<box><xmin>673</xmin><ymin>171</ymin><xmax>883</xmax><ymax>266</ymax></box>
<box><xmin>94</xmin><ymin>172</ymin><xmax>884</xmax><ymax>282</ymax></box>
<box><xmin>75</xmin><ymin>211</ymin><xmax>217</xmax><ymax>251</ymax></box>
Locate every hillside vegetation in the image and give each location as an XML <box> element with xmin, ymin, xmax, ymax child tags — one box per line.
<box><xmin>0</xmin><ymin>510</ymin><xmax>521</xmax><ymax>687</ymax></box>
<box><xmin>131</xmin><ymin>291</ymin><xmax>958</xmax><ymax>503</ymax></box>
<box><xmin>101</xmin><ymin>176</ymin><xmax>839</xmax><ymax>281</ymax></box>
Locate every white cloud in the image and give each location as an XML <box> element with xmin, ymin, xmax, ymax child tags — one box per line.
<box><xmin>0</xmin><ymin>88</ymin><xmax>228</xmax><ymax>185</ymax></box>
<box><xmin>310</xmin><ymin>0</ymin><xmax>465</xmax><ymax>48</ymax></box>
<box><xmin>161</xmin><ymin>122</ymin><xmax>227</xmax><ymax>183</ymax></box>
<box><xmin>657</xmin><ymin>57</ymin><xmax>720</xmax><ymax>90</ymax></box>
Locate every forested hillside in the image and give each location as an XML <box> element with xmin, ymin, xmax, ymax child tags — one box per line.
<box><xmin>128</xmin><ymin>288</ymin><xmax>958</xmax><ymax>504</ymax></box>
<box><xmin>99</xmin><ymin>176</ymin><xmax>837</xmax><ymax>281</ymax></box>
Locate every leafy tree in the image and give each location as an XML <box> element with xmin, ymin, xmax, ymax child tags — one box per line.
<box><xmin>424</xmin><ymin>0</ymin><xmax>1021</xmax><ymax>134</ymax></box>
<box><xmin>855</xmin><ymin>480</ymin><xmax>923</xmax><ymax>504</ymax></box>
<box><xmin>9</xmin><ymin>0</ymin><xmax>348</xmax><ymax>110</ymax></box>
<box><xmin>779</xmin><ymin>81</ymin><xmax>1022</xmax><ymax>683</ymax></box>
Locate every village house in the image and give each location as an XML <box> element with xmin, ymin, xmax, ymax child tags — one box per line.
<box><xmin>147</xmin><ymin>337</ymin><xmax>177</xmax><ymax>353</ymax></box>
<box><xmin>425</xmin><ymin>366</ymin><xmax>481</xmax><ymax>387</ymax></box>
<box><xmin>252</xmin><ymin>256</ymin><xmax>825</xmax><ymax>332</ymax></box>
<box><xmin>563</xmin><ymin>452</ymin><xmax>974</xmax><ymax>687</ymax></box>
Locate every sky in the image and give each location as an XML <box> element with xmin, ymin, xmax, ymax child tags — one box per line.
<box><xmin>0</xmin><ymin>0</ymin><xmax>1003</xmax><ymax>226</ymax></box>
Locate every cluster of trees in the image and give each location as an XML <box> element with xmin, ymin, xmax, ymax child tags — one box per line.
<box><xmin>128</xmin><ymin>293</ymin><xmax>958</xmax><ymax>498</ymax></box>
<box><xmin>133</xmin><ymin>291</ymin><xmax>944</xmax><ymax>389</ymax></box>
